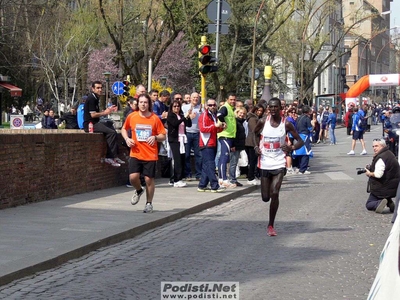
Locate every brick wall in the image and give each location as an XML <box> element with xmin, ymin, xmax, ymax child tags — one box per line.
<box><xmin>0</xmin><ymin>129</ymin><xmax>130</xmax><ymax>209</ymax></box>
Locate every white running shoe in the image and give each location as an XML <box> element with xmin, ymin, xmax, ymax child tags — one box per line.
<box><xmin>347</xmin><ymin>150</ymin><xmax>355</xmax><ymax>155</ymax></box>
<box><xmin>143</xmin><ymin>203</ymin><xmax>153</xmax><ymax>213</ymax></box>
<box><xmin>211</xmin><ymin>186</ymin><xmax>226</xmax><ymax>193</ymax></box>
<box><xmin>375</xmin><ymin>199</ymin><xmax>387</xmax><ymax>214</ymax></box>
<box><xmin>197</xmin><ymin>187</ymin><xmax>211</xmax><ymax>192</ymax></box>
<box><xmin>131</xmin><ymin>189</ymin><xmax>144</xmax><ymax>205</ymax></box>
<box><xmin>360</xmin><ymin>150</ymin><xmax>367</xmax><ymax>155</ymax></box>
<box><xmin>114</xmin><ymin>157</ymin><xmax>125</xmax><ymax>164</ymax></box>
<box><xmin>286</xmin><ymin>169</ymin><xmax>295</xmax><ymax>176</ymax></box>
<box><xmin>104</xmin><ymin>158</ymin><xmax>120</xmax><ymax>167</ymax></box>
<box><xmin>221</xmin><ymin>180</ymin><xmax>236</xmax><ymax>188</ymax></box>
<box><xmin>247</xmin><ymin>179</ymin><xmax>260</xmax><ymax>185</ymax></box>
<box><xmin>173</xmin><ymin>180</ymin><xmax>187</xmax><ymax>188</ymax></box>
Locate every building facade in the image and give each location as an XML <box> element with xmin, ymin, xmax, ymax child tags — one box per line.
<box><xmin>343</xmin><ymin>0</ymin><xmax>396</xmax><ymax>101</ymax></box>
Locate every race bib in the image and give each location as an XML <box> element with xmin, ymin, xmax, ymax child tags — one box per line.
<box><xmin>262</xmin><ymin>137</ymin><xmax>281</xmax><ymax>152</ymax></box>
<box><xmin>135</xmin><ymin>124</ymin><xmax>152</xmax><ymax>142</ymax></box>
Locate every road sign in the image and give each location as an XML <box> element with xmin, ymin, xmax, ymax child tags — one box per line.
<box><xmin>112</xmin><ymin>81</ymin><xmax>124</xmax><ymax>95</ymax></box>
<box><xmin>207</xmin><ymin>0</ymin><xmax>231</xmax><ymax>23</ymax></box>
<box><xmin>207</xmin><ymin>24</ymin><xmax>229</xmax><ymax>34</ymax></box>
<box><xmin>316</xmin><ymin>96</ymin><xmax>334</xmax><ymax>108</ymax></box>
<box><xmin>10</xmin><ymin>115</ymin><xmax>24</xmax><ymax>129</ymax></box>
<box><xmin>248</xmin><ymin>68</ymin><xmax>260</xmax><ymax>79</ymax></box>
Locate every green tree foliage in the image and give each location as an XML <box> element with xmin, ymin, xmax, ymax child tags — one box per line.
<box><xmin>201</xmin><ymin>0</ymin><xmax>296</xmax><ymax>99</ymax></box>
<box><xmin>96</xmin><ymin>0</ymin><xmax>209</xmax><ymax>86</ymax></box>
<box><xmin>0</xmin><ymin>0</ymin><xmax>385</xmax><ymax>109</ymax></box>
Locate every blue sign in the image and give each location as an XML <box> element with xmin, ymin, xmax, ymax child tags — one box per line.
<box><xmin>112</xmin><ymin>81</ymin><xmax>124</xmax><ymax>95</ymax></box>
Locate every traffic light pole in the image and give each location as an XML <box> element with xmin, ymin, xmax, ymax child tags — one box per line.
<box><xmin>253</xmin><ymin>80</ymin><xmax>257</xmax><ymax>103</ymax></box>
<box><xmin>201</xmin><ymin>74</ymin><xmax>206</xmax><ymax>106</ymax></box>
<box><xmin>199</xmin><ymin>36</ymin><xmax>207</xmax><ymax>106</ymax></box>
<box><xmin>198</xmin><ymin>35</ymin><xmax>219</xmax><ymax>105</ymax></box>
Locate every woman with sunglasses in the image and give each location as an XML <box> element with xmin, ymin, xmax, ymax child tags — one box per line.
<box><xmin>167</xmin><ymin>100</ymin><xmax>195</xmax><ymax>187</ymax></box>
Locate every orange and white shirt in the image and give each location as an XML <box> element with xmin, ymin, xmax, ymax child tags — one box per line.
<box><xmin>123</xmin><ymin>111</ymin><xmax>166</xmax><ymax>161</ymax></box>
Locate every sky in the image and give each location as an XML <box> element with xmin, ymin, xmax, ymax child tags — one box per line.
<box><xmin>391</xmin><ymin>0</ymin><xmax>400</xmax><ymax>28</ymax></box>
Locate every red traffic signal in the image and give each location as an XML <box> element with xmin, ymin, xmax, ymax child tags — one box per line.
<box><xmin>199</xmin><ymin>45</ymin><xmax>211</xmax><ymax>55</ymax></box>
<box><xmin>198</xmin><ymin>44</ymin><xmax>218</xmax><ymax>74</ymax></box>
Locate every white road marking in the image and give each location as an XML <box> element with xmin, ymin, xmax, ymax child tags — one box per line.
<box><xmin>61</xmin><ymin>228</ymin><xmax>101</xmax><ymax>232</ymax></box>
<box><xmin>325</xmin><ymin>171</ymin><xmax>354</xmax><ymax>180</ymax></box>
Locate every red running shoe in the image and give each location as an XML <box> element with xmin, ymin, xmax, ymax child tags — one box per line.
<box><xmin>267</xmin><ymin>226</ymin><xmax>277</xmax><ymax>236</ymax></box>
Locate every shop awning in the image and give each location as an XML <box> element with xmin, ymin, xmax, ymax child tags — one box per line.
<box><xmin>0</xmin><ymin>82</ymin><xmax>22</xmax><ymax>97</ymax></box>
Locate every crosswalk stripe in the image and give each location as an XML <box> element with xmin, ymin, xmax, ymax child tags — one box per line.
<box><xmin>325</xmin><ymin>171</ymin><xmax>354</xmax><ymax>180</ymax></box>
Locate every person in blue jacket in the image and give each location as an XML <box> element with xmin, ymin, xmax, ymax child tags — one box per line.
<box><xmin>327</xmin><ymin>107</ymin><xmax>337</xmax><ymax>145</ymax></box>
<box><xmin>347</xmin><ymin>107</ymin><xmax>367</xmax><ymax>155</ymax></box>
<box><xmin>77</xmin><ymin>95</ymin><xmax>87</xmax><ymax>129</ymax></box>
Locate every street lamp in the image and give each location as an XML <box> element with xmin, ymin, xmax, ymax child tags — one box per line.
<box><xmin>103</xmin><ymin>71</ymin><xmax>111</xmax><ymax>110</ymax></box>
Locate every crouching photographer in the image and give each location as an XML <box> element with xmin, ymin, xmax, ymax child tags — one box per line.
<box><xmin>365</xmin><ymin>138</ymin><xmax>400</xmax><ymax>214</ymax></box>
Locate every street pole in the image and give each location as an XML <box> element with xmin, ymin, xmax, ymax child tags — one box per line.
<box><xmin>335</xmin><ymin>67</ymin><xmax>338</xmax><ymax>108</ymax></box>
<box><xmin>103</xmin><ymin>71</ymin><xmax>111</xmax><ymax>110</ymax></box>
<box><xmin>200</xmin><ymin>36</ymin><xmax>207</xmax><ymax>106</ymax></box>
<box><xmin>148</xmin><ymin>58</ymin><xmax>153</xmax><ymax>92</ymax></box>
<box><xmin>0</xmin><ymin>92</ymin><xmax>2</xmax><ymax>127</ymax></box>
<box><xmin>201</xmin><ymin>75</ymin><xmax>206</xmax><ymax>106</ymax></box>
<box><xmin>253</xmin><ymin>80</ymin><xmax>257</xmax><ymax>103</ymax></box>
<box><xmin>250</xmin><ymin>0</ymin><xmax>265</xmax><ymax>101</ymax></box>
<box><xmin>215</xmin><ymin>0</ymin><xmax>221</xmax><ymax>61</ymax></box>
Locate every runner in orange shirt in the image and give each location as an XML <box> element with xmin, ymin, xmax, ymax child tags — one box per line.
<box><xmin>121</xmin><ymin>94</ymin><xmax>166</xmax><ymax>213</ymax></box>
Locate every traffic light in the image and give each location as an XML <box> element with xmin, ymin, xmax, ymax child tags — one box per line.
<box><xmin>198</xmin><ymin>44</ymin><xmax>218</xmax><ymax>75</ymax></box>
<box><xmin>122</xmin><ymin>80</ymin><xmax>130</xmax><ymax>96</ymax></box>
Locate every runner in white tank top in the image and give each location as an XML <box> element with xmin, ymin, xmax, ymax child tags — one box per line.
<box><xmin>258</xmin><ymin>115</ymin><xmax>287</xmax><ymax>170</ymax></box>
<box><xmin>253</xmin><ymin>98</ymin><xmax>304</xmax><ymax>237</ymax></box>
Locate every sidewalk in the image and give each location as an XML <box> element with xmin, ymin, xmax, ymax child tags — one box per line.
<box><xmin>0</xmin><ymin>179</ymin><xmax>258</xmax><ymax>286</ymax></box>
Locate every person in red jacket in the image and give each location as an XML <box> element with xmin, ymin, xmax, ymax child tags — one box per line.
<box><xmin>197</xmin><ymin>98</ymin><xmax>227</xmax><ymax>192</ymax></box>
<box><xmin>344</xmin><ymin>106</ymin><xmax>354</xmax><ymax>135</ymax></box>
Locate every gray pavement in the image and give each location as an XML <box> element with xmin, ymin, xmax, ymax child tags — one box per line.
<box><xmin>0</xmin><ymin>123</ymin><xmax>393</xmax><ymax>294</ymax></box>
<box><xmin>0</xmin><ymin>173</ymin><xmax>258</xmax><ymax>286</ymax></box>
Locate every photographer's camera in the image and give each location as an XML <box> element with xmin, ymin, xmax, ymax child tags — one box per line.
<box><xmin>356</xmin><ymin>164</ymin><xmax>370</xmax><ymax>175</ymax></box>
<box><xmin>357</xmin><ymin>168</ymin><xmax>366</xmax><ymax>175</ymax></box>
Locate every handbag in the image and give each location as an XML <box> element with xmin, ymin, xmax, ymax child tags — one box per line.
<box><xmin>237</xmin><ymin>150</ymin><xmax>249</xmax><ymax>167</ymax></box>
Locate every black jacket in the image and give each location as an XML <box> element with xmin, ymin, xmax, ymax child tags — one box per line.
<box><xmin>369</xmin><ymin>146</ymin><xmax>400</xmax><ymax>198</ymax></box>
<box><xmin>233</xmin><ymin>118</ymin><xmax>246</xmax><ymax>151</ymax></box>
<box><xmin>166</xmin><ymin>111</ymin><xmax>192</xmax><ymax>143</ymax></box>
<box><xmin>296</xmin><ymin>114</ymin><xmax>312</xmax><ymax>135</ymax></box>
<box><xmin>245</xmin><ymin>112</ymin><xmax>259</xmax><ymax>147</ymax></box>
<box><xmin>59</xmin><ymin>112</ymin><xmax>79</xmax><ymax>129</ymax></box>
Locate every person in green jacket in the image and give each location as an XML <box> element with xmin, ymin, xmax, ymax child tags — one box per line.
<box><xmin>217</xmin><ymin>93</ymin><xmax>237</xmax><ymax>188</ymax></box>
